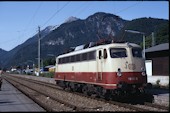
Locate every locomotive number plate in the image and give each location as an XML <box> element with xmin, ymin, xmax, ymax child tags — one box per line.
<box><xmin>128</xmin><ymin>77</ymin><xmax>138</xmax><ymax>80</ymax></box>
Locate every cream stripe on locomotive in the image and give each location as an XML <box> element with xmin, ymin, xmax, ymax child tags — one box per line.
<box><xmin>56</xmin><ymin>43</ymin><xmax>145</xmax><ymax>73</ymax></box>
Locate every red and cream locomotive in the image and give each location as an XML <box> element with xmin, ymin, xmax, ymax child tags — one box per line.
<box><xmin>54</xmin><ymin>40</ymin><xmax>150</xmax><ymax>100</ymax></box>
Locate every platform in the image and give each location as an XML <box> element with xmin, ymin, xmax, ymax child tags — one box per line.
<box><xmin>0</xmin><ymin>79</ymin><xmax>45</xmax><ymax>112</ymax></box>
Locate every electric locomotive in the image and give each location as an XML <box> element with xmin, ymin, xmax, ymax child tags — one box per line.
<box><xmin>54</xmin><ymin>40</ymin><xmax>151</xmax><ymax>101</ymax></box>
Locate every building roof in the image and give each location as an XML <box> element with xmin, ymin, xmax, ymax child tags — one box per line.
<box><xmin>44</xmin><ymin>65</ymin><xmax>55</xmax><ymax>68</ymax></box>
<box><xmin>145</xmin><ymin>43</ymin><xmax>169</xmax><ymax>53</ymax></box>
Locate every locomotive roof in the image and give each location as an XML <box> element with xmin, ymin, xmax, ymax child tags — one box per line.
<box><xmin>57</xmin><ymin>42</ymin><xmax>141</xmax><ymax>58</ymax></box>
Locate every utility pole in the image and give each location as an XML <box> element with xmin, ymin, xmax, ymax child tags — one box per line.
<box><xmin>143</xmin><ymin>34</ymin><xmax>145</xmax><ymax>59</ymax></box>
<box><xmin>38</xmin><ymin>26</ymin><xmax>41</xmax><ymax>76</ymax></box>
<box><xmin>151</xmin><ymin>32</ymin><xmax>155</xmax><ymax>47</ymax></box>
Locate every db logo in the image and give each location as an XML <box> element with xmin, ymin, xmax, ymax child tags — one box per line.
<box><xmin>128</xmin><ymin>64</ymin><xmax>136</xmax><ymax>70</ymax></box>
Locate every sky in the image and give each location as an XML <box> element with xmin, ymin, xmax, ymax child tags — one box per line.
<box><xmin>0</xmin><ymin>1</ymin><xmax>169</xmax><ymax>51</ymax></box>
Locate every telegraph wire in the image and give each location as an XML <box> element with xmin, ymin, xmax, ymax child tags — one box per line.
<box><xmin>117</xmin><ymin>1</ymin><xmax>141</xmax><ymax>42</ymax></box>
<box><xmin>41</xmin><ymin>1</ymin><xmax>70</xmax><ymax>28</ymax></box>
<box><xmin>0</xmin><ymin>2</ymin><xmax>43</xmax><ymax>47</ymax></box>
<box><xmin>15</xmin><ymin>2</ymin><xmax>70</xmax><ymax>46</ymax></box>
<box><xmin>19</xmin><ymin>2</ymin><xmax>43</xmax><ymax>45</ymax></box>
<box><xmin>1</xmin><ymin>2</ymin><xmax>70</xmax><ymax>48</ymax></box>
<box><xmin>73</xmin><ymin>1</ymin><xmax>91</xmax><ymax>18</ymax></box>
<box><xmin>0</xmin><ymin>1</ymin><xmax>141</xmax><ymax>49</ymax></box>
<box><xmin>115</xmin><ymin>1</ymin><xmax>141</xmax><ymax>15</ymax></box>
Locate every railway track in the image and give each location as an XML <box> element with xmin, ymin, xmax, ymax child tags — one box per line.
<box><xmin>144</xmin><ymin>102</ymin><xmax>169</xmax><ymax>111</ymax></box>
<box><xmin>3</xmin><ymin>75</ymin><xmax>84</xmax><ymax>111</ymax></box>
<box><xmin>3</xmin><ymin>74</ymin><xmax>169</xmax><ymax>112</ymax></box>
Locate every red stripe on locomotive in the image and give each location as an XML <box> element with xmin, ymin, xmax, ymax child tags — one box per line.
<box><xmin>54</xmin><ymin>72</ymin><xmax>146</xmax><ymax>89</ymax></box>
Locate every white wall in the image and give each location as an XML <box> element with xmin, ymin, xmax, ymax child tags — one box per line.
<box><xmin>145</xmin><ymin>60</ymin><xmax>152</xmax><ymax>76</ymax></box>
<box><xmin>147</xmin><ymin>76</ymin><xmax>169</xmax><ymax>86</ymax></box>
<box><xmin>145</xmin><ymin>60</ymin><xmax>169</xmax><ymax>86</ymax></box>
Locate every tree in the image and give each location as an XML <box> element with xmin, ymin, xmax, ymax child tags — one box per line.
<box><xmin>43</xmin><ymin>58</ymin><xmax>55</xmax><ymax>66</ymax></box>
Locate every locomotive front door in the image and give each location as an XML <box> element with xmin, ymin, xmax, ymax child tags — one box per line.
<box><xmin>96</xmin><ymin>49</ymin><xmax>103</xmax><ymax>81</ymax></box>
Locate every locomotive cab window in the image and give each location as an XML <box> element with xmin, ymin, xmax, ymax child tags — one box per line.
<box><xmin>110</xmin><ymin>48</ymin><xmax>127</xmax><ymax>58</ymax></box>
<box><xmin>132</xmin><ymin>47</ymin><xmax>142</xmax><ymax>58</ymax></box>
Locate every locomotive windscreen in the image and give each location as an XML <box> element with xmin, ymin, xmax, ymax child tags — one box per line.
<box><xmin>110</xmin><ymin>48</ymin><xmax>127</xmax><ymax>58</ymax></box>
<box><xmin>132</xmin><ymin>47</ymin><xmax>142</xmax><ymax>58</ymax></box>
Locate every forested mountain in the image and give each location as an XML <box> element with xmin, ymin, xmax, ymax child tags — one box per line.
<box><xmin>0</xmin><ymin>12</ymin><xmax>168</xmax><ymax>69</ymax></box>
<box><xmin>0</xmin><ymin>49</ymin><xmax>7</xmax><ymax>68</ymax></box>
<box><xmin>0</xmin><ymin>48</ymin><xmax>7</xmax><ymax>56</ymax></box>
<box><xmin>144</xmin><ymin>22</ymin><xmax>169</xmax><ymax>48</ymax></box>
<box><xmin>117</xmin><ymin>17</ymin><xmax>169</xmax><ymax>47</ymax></box>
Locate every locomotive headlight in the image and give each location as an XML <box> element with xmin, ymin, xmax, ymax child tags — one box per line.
<box><xmin>117</xmin><ymin>68</ymin><xmax>122</xmax><ymax>76</ymax></box>
<box><xmin>141</xmin><ymin>67</ymin><xmax>146</xmax><ymax>76</ymax></box>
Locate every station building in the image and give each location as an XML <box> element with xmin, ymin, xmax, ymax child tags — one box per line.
<box><xmin>145</xmin><ymin>43</ymin><xmax>169</xmax><ymax>86</ymax></box>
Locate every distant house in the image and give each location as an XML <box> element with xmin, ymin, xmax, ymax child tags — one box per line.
<box><xmin>49</xmin><ymin>66</ymin><xmax>55</xmax><ymax>72</ymax></box>
<box><xmin>44</xmin><ymin>65</ymin><xmax>55</xmax><ymax>72</ymax></box>
<box><xmin>145</xmin><ymin>43</ymin><xmax>169</xmax><ymax>86</ymax></box>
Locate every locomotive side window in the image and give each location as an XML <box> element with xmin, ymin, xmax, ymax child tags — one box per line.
<box><xmin>132</xmin><ymin>47</ymin><xmax>142</xmax><ymax>58</ymax></box>
<box><xmin>70</xmin><ymin>55</ymin><xmax>75</xmax><ymax>62</ymax></box>
<box><xmin>58</xmin><ymin>58</ymin><xmax>62</xmax><ymax>64</ymax></box>
<box><xmin>67</xmin><ymin>57</ymin><xmax>69</xmax><ymax>63</ymax></box>
<box><xmin>63</xmin><ymin>57</ymin><xmax>66</xmax><ymax>63</ymax></box>
<box><xmin>58</xmin><ymin>51</ymin><xmax>96</xmax><ymax>64</ymax></box>
<box><xmin>89</xmin><ymin>51</ymin><xmax>96</xmax><ymax>60</ymax></box>
<box><xmin>76</xmin><ymin>54</ymin><xmax>81</xmax><ymax>62</ymax></box>
<box><xmin>82</xmin><ymin>53</ymin><xmax>88</xmax><ymax>61</ymax></box>
<box><xmin>61</xmin><ymin>58</ymin><xmax>64</xmax><ymax>64</ymax></box>
<box><xmin>110</xmin><ymin>48</ymin><xmax>127</xmax><ymax>58</ymax></box>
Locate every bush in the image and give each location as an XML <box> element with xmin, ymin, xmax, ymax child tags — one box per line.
<box><xmin>156</xmin><ymin>79</ymin><xmax>160</xmax><ymax>85</ymax></box>
<box><xmin>40</xmin><ymin>72</ymin><xmax>54</xmax><ymax>78</ymax></box>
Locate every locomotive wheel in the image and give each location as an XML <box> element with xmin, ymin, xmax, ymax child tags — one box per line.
<box><xmin>142</xmin><ymin>93</ymin><xmax>154</xmax><ymax>103</ymax></box>
<box><xmin>103</xmin><ymin>90</ymin><xmax>112</xmax><ymax>101</ymax></box>
<box><xmin>96</xmin><ymin>87</ymin><xmax>106</xmax><ymax>99</ymax></box>
<box><xmin>112</xmin><ymin>89</ymin><xmax>127</xmax><ymax>102</ymax></box>
<box><xmin>96</xmin><ymin>87</ymin><xmax>111</xmax><ymax>100</ymax></box>
<box><xmin>82</xmin><ymin>85</ymin><xmax>91</xmax><ymax>96</ymax></box>
<box><xmin>56</xmin><ymin>80</ymin><xmax>66</xmax><ymax>90</ymax></box>
<box><xmin>76</xmin><ymin>84</ymin><xmax>83</xmax><ymax>93</ymax></box>
<box><xmin>96</xmin><ymin>87</ymin><xmax>103</xmax><ymax>98</ymax></box>
<box><xmin>65</xmin><ymin>82</ymin><xmax>73</xmax><ymax>91</ymax></box>
<box><xmin>69</xmin><ymin>82</ymin><xmax>77</xmax><ymax>92</ymax></box>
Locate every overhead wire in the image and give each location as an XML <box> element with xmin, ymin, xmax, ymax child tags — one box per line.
<box><xmin>115</xmin><ymin>1</ymin><xmax>141</xmax><ymax>15</ymax></box>
<box><xmin>18</xmin><ymin>2</ymin><xmax>43</xmax><ymax>45</ymax></box>
<box><xmin>1</xmin><ymin>1</ymin><xmax>70</xmax><ymax>49</ymax></box>
<box><xmin>0</xmin><ymin>2</ymin><xmax>43</xmax><ymax>48</ymax></box>
<box><xmin>113</xmin><ymin>1</ymin><xmax>141</xmax><ymax>42</ymax></box>
<box><xmin>1</xmin><ymin>1</ymin><xmax>141</xmax><ymax>50</ymax></box>
<box><xmin>41</xmin><ymin>1</ymin><xmax>70</xmax><ymax>28</ymax></box>
<box><xmin>73</xmin><ymin>1</ymin><xmax>91</xmax><ymax>18</ymax></box>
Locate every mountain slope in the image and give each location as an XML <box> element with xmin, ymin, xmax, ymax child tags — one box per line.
<box><xmin>41</xmin><ymin>12</ymin><xmax>126</xmax><ymax>55</ymax></box>
<box><xmin>0</xmin><ymin>12</ymin><xmax>169</xmax><ymax>69</ymax></box>
<box><xmin>117</xmin><ymin>17</ymin><xmax>169</xmax><ymax>44</ymax></box>
<box><xmin>0</xmin><ymin>49</ymin><xmax>7</xmax><ymax>69</ymax></box>
<box><xmin>0</xmin><ymin>26</ymin><xmax>56</xmax><ymax>68</ymax></box>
